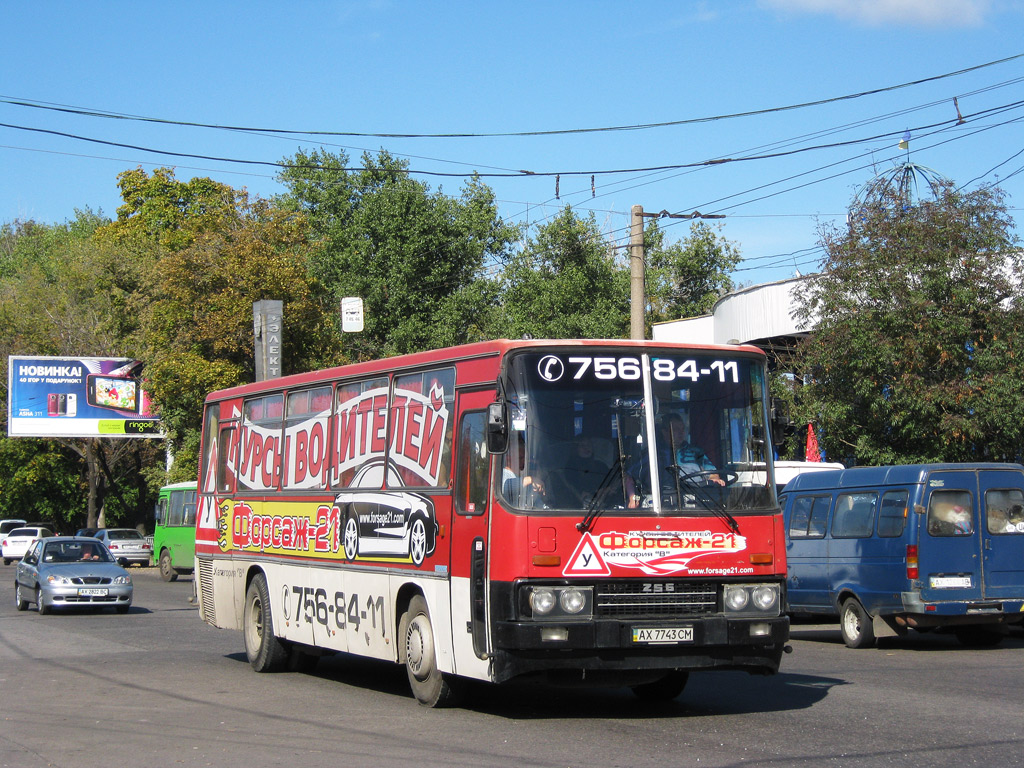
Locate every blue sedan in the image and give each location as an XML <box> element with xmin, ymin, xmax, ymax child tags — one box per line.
<box><xmin>14</xmin><ymin>537</ymin><xmax>133</xmax><ymax>614</ymax></box>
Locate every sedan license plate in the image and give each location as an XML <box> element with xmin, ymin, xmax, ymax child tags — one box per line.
<box><xmin>78</xmin><ymin>588</ymin><xmax>108</xmax><ymax>597</ymax></box>
<box><xmin>632</xmin><ymin>626</ymin><xmax>693</xmax><ymax>644</ymax></box>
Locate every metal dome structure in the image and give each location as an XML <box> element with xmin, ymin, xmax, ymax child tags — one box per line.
<box><xmin>851</xmin><ymin>160</ymin><xmax>951</xmax><ymax>216</ymax></box>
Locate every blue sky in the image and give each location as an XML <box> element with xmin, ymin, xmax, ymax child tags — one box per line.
<box><xmin>3</xmin><ymin>0</ymin><xmax>1024</xmax><ymax>286</ymax></box>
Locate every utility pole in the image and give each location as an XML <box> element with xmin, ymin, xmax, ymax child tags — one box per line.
<box><xmin>629</xmin><ymin>206</ymin><xmax>726</xmax><ymax>340</ymax></box>
<box><xmin>629</xmin><ymin>205</ymin><xmax>645</xmax><ymax>340</ymax></box>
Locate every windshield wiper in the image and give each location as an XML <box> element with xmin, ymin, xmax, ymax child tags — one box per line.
<box><xmin>667</xmin><ymin>465</ymin><xmax>741</xmax><ymax>534</ymax></box>
<box><xmin>576</xmin><ymin>456</ymin><xmax>625</xmax><ymax>533</ymax></box>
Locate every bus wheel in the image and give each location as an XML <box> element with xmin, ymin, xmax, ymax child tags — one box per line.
<box><xmin>158</xmin><ymin>549</ymin><xmax>178</xmax><ymax>582</ymax></box>
<box><xmin>839</xmin><ymin>598</ymin><xmax>875</xmax><ymax>649</ymax></box>
<box><xmin>243</xmin><ymin>574</ymin><xmax>288</xmax><ymax>672</ymax></box>
<box><xmin>403</xmin><ymin>595</ymin><xmax>461</xmax><ymax>707</ymax></box>
<box><xmin>630</xmin><ymin>671</ymin><xmax>689</xmax><ymax>702</ymax></box>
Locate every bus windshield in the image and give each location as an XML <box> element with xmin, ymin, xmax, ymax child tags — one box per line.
<box><xmin>499</xmin><ymin>349</ymin><xmax>775</xmax><ymax>515</ymax></box>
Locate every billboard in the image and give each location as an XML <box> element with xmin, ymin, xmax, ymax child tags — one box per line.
<box><xmin>7</xmin><ymin>356</ymin><xmax>162</xmax><ymax>438</ymax></box>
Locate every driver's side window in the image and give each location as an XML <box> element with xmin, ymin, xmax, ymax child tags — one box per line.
<box><xmin>24</xmin><ymin>541</ymin><xmax>41</xmax><ymax>565</ymax></box>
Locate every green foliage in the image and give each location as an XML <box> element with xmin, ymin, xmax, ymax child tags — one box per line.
<box><xmin>0</xmin><ymin>438</ymin><xmax>85</xmax><ymax>525</ymax></box>
<box><xmin>793</xmin><ymin>180</ymin><xmax>1024</xmax><ymax>465</ymax></box>
<box><xmin>494</xmin><ymin>206</ymin><xmax>629</xmax><ymax>339</ymax></box>
<box><xmin>646</xmin><ymin>221</ymin><xmax>740</xmax><ymax>327</ymax></box>
<box><xmin>278</xmin><ymin>150</ymin><xmax>518</xmax><ymax>357</ymax></box>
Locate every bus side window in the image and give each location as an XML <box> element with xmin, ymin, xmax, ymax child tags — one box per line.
<box><xmin>183</xmin><ymin>490</ymin><xmax>197</xmax><ymax>527</ymax></box>
<box><xmin>168</xmin><ymin>491</ymin><xmax>185</xmax><ymax>526</ymax></box>
<box><xmin>877</xmin><ymin>490</ymin><xmax>909</xmax><ymax>537</ymax></box>
<box><xmin>789</xmin><ymin>496</ymin><xmax>813</xmax><ymax>538</ymax></box>
<box><xmin>456</xmin><ymin>411</ymin><xmax>488</xmax><ymax>516</ymax></box>
<box><xmin>808</xmin><ymin>497</ymin><xmax>830</xmax><ymax>537</ymax></box>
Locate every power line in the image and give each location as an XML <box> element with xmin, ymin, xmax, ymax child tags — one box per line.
<box><xmin>3</xmin><ymin>52</ymin><xmax>1021</xmax><ymax>138</ymax></box>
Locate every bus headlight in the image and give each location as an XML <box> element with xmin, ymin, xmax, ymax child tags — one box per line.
<box><xmin>722</xmin><ymin>584</ymin><xmax>780</xmax><ymax>616</ymax></box>
<box><xmin>530</xmin><ymin>588</ymin><xmax>556</xmax><ymax>616</ymax></box>
<box><xmin>724</xmin><ymin>585</ymin><xmax>749</xmax><ymax>611</ymax></box>
<box><xmin>559</xmin><ymin>588</ymin><xmax>587</xmax><ymax>614</ymax></box>
<box><xmin>521</xmin><ymin>584</ymin><xmax>593</xmax><ymax>620</ymax></box>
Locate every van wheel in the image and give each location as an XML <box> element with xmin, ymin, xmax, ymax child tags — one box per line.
<box><xmin>953</xmin><ymin>625</ymin><xmax>1004</xmax><ymax>647</ymax></box>
<box><xmin>839</xmin><ymin>598</ymin><xmax>875</xmax><ymax>649</ymax></box>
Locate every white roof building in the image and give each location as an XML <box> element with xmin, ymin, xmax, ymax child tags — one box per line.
<box><xmin>652</xmin><ymin>276</ymin><xmax>816</xmax><ymax>355</ymax></box>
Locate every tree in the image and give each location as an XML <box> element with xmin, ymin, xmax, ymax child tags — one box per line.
<box><xmin>494</xmin><ymin>206</ymin><xmax>629</xmax><ymax>339</ymax></box>
<box><xmin>0</xmin><ymin>212</ymin><xmax>163</xmax><ymax>529</ymax></box>
<box><xmin>792</xmin><ymin>179</ymin><xmax>1024</xmax><ymax>465</ymax></box>
<box><xmin>99</xmin><ymin>170</ymin><xmax>343</xmax><ymax>474</ymax></box>
<box><xmin>277</xmin><ymin>149</ymin><xmax>519</xmax><ymax>357</ymax></box>
<box><xmin>645</xmin><ymin>220</ymin><xmax>741</xmax><ymax>329</ymax></box>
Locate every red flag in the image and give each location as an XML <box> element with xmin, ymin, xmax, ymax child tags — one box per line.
<box><xmin>806</xmin><ymin>423</ymin><xmax>821</xmax><ymax>462</ymax></box>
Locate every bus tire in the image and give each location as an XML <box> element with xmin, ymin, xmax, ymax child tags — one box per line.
<box><xmin>839</xmin><ymin>598</ymin><xmax>875</xmax><ymax>649</ymax></box>
<box><xmin>244</xmin><ymin>573</ymin><xmax>288</xmax><ymax>672</ymax></box>
<box><xmin>630</xmin><ymin>671</ymin><xmax>689</xmax><ymax>701</ymax></box>
<box><xmin>402</xmin><ymin>595</ymin><xmax>461</xmax><ymax>707</ymax></box>
<box><xmin>158</xmin><ymin>549</ymin><xmax>178</xmax><ymax>582</ymax></box>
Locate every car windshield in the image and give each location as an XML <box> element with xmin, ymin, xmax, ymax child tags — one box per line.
<box><xmin>108</xmin><ymin>530</ymin><xmax>143</xmax><ymax>540</ymax></box>
<box><xmin>499</xmin><ymin>349</ymin><xmax>776</xmax><ymax>517</ymax></box>
<box><xmin>43</xmin><ymin>541</ymin><xmax>113</xmax><ymax>563</ymax></box>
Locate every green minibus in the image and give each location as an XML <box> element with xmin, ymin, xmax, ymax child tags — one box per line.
<box><xmin>152</xmin><ymin>481</ymin><xmax>197</xmax><ymax>581</ymax></box>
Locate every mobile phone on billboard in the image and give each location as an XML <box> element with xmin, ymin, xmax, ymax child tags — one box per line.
<box><xmin>66</xmin><ymin>393</ymin><xmax>77</xmax><ymax>417</ymax></box>
<box><xmin>47</xmin><ymin>393</ymin><xmax>58</xmax><ymax>416</ymax></box>
<box><xmin>58</xmin><ymin>393</ymin><xmax>67</xmax><ymax>416</ymax></box>
<box><xmin>86</xmin><ymin>374</ymin><xmax>140</xmax><ymax>414</ymax></box>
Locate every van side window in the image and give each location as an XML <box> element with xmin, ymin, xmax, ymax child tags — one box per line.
<box><xmin>877</xmin><ymin>490</ymin><xmax>909</xmax><ymax>537</ymax></box>
<box><xmin>927</xmin><ymin>490</ymin><xmax>973</xmax><ymax>536</ymax></box>
<box><xmin>985</xmin><ymin>489</ymin><xmax>1024</xmax><ymax>534</ymax></box>
<box><xmin>789</xmin><ymin>495</ymin><xmax>830</xmax><ymax>538</ymax></box>
<box><xmin>831</xmin><ymin>492</ymin><xmax>876</xmax><ymax>538</ymax></box>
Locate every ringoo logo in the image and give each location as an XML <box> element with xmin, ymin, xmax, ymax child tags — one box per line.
<box><xmin>537</xmin><ymin>355</ymin><xmax>565</xmax><ymax>382</ymax></box>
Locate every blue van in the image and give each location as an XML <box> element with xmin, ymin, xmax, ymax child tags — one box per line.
<box><xmin>781</xmin><ymin>463</ymin><xmax>1024</xmax><ymax>648</ymax></box>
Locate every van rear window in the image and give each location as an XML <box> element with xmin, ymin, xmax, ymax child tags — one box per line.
<box><xmin>986</xmin><ymin>489</ymin><xmax>1024</xmax><ymax>534</ymax></box>
<box><xmin>927</xmin><ymin>490</ymin><xmax>973</xmax><ymax>536</ymax></box>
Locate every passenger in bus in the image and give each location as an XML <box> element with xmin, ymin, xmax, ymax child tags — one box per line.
<box><xmin>625</xmin><ymin>411</ymin><xmax>723</xmax><ymax>506</ymax></box>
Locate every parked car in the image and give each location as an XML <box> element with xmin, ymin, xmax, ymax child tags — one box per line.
<box><xmin>14</xmin><ymin>536</ymin><xmax>132</xmax><ymax>614</ymax></box>
<box><xmin>0</xmin><ymin>519</ymin><xmax>28</xmax><ymax>537</ymax></box>
<box><xmin>93</xmin><ymin>528</ymin><xmax>152</xmax><ymax>566</ymax></box>
<box><xmin>74</xmin><ymin>528</ymin><xmax>97</xmax><ymax>538</ymax></box>
<box><xmin>2</xmin><ymin>527</ymin><xmax>55</xmax><ymax>565</ymax></box>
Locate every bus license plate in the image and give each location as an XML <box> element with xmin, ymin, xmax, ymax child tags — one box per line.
<box><xmin>78</xmin><ymin>588</ymin><xmax>108</xmax><ymax>597</ymax></box>
<box><xmin>632</xmin><ymin>627</ymin><xmax>693</xmax><ymax>644</ymax></box>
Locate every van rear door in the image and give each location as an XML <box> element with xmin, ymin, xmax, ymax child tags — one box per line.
<box><xmin>918</xmin><ymin>470</ymin><xmax>984</xmax><ymax>604</ymax></box>
<box><xmin>978</xmin><ymin>468</ymin><xmax>1024</xmax><ymax>599</ymax></box>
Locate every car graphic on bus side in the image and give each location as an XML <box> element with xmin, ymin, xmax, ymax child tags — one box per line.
<box><xmin>334</xmin><ymin>460</ymin><xmax>438</xmax><ymax>566</ymax></box>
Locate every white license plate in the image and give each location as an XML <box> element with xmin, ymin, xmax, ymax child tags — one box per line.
<box><xmin>930</xmin><ymin>575</ymin><xmax>972</xmax><ymax>589</ymax></box>
<box><xmin>632</xmin><ymin>626</ymin><xmax>693</xmax><ymax>644</ymax></box>
<box><xmin>78</xmin><ymin>588</ymin><xmax>108</xmax><ymax>597</ymax></box>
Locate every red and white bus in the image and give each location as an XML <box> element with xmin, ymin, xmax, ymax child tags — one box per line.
<box><xmin>194</xmin><ymin>339</ymin><xmax>789</xmax><ymax>706</ymax></box>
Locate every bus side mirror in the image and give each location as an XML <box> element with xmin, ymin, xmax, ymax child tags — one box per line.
<box><xmin>486</xmin><ymin>402</ymin><xmax>509</xmax><ymax>454</ymax></box>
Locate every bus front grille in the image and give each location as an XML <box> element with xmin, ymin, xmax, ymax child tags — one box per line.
<box><xmin>594</xmin><ymin>582</ymin><xmax>717</xmax><ymax>619</ymax></box>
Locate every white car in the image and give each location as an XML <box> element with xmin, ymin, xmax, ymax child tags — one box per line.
<box><xmin>2</xmin><ymin>526</ymin><xmax>55</xmax><ymax>565</ymax></box>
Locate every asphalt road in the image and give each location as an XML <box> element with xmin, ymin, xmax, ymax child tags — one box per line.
<box><xmin>2</xmin><ymin>566</ymin><xmax>1024</xmax><ymax>768</ymax></box>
